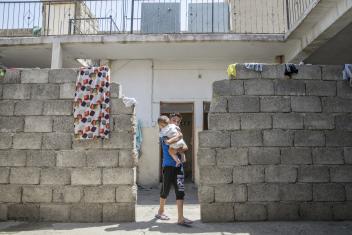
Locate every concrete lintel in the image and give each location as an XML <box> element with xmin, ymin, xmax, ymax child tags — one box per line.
<box><xmin>51</xmin><ymin>41</ymin><xmax>63</xmax><ymax>69</ymax></box>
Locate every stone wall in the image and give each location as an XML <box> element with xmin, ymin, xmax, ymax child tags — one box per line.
<box><xmin>0</xmin><ymin>69</ymin><xmax>137</xmax><ymax>222</ymax></box>
<box><xmin>198</xmin><ymin>64</ymin><xmax>352</xmax><ymax>221</ymax></box>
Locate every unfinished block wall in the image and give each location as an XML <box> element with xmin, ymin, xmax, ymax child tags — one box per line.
<box><xmin>198</xmin><ymin>64</ymin><xmax>352</xmax><ymax>222</ymax></box>
<box><xmin>0</xmin><ymin>69</ymin><xmax>137</xmax><ymax>222</ymax></box>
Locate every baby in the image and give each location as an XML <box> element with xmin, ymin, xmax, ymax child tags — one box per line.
<box><xmin>158</xmin><ymin>115</ymin><xmax>187</xmax><ymax>167</ymax></box>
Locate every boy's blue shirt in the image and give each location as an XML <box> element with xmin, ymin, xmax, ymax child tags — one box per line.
<box><xmin>161</xmin><ymin>137</ymin><xmax>177</xmax><ymax>167</ymax></box>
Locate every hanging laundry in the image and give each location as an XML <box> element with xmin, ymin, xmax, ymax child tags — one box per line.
<box><xmin>74</xmin><ymin>66</ymin><xmax>111</xmax><ymax>139</ymax></box>
<box><xmin>343</xmin><ymin>64</ymin><xmax>352</xmax><ymax>81</ymax></box>
<box><xmin>135</xmin><ymin>119</ymin><xmax>143</xmax><ymax>158</ymax></box>
<box><xmin>284</xmin><ymin>64</ymin><xmax>299</xmax><ymax>76</ymax></box>
<box><xmin>227</xmin><ymin>64</ymin><xmax>237</xmax><ymax>79</ymax></box>
<box><xmin>244</xmin><ymin>63</ymin><xmax>263</xmax><ymax>72</ymax></box>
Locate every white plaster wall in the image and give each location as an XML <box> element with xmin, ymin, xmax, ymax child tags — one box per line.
<box><xmin>111</xmin><ymin>59</ymin><xmax>229</xmax><ymax>186</ymax></box>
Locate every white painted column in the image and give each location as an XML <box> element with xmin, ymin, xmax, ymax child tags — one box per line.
<box><xmin>51</xmin><ymin>41</ymin><xmax>63</xmax><ymax>69</ymax></box>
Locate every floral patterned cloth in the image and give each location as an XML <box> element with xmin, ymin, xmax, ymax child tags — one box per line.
<box><xmin>74</xmin><ymin>66</ymin><xmax>111</xmax><ymax>139</ymax></box>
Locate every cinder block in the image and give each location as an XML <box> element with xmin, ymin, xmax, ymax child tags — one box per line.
<box><xmin>213</xmin><ymin>80</ymin><xmax>244</xmax><ymax>96</ymax></box>
<box><xmin>201</xmin><ymin>203</ymin><xmax>234</xmax><ymax>222</ymax></box>
<box><xmin>265</xmin><ymin>166</ymin><xmax>297</xmax><ymax>183</ymax></box>
<box><xmin>87</xmin><ymin>150</ymin><xmax>119</xmax><ymax>167</ymax></box>
<box><xmin>248</xmin><ymin>184</ymin><xmax>280</xmax><ymax>202</ymax></box>
<box><xmin>306</xmin><ymin>81</ymin><xmax>336</xmax><ymax>96</ymax></box>
<box><xmin>84</xmin><ymin>186</ymin><xmax>115</xmax><ymax>203</ymax></box>
<box><xmin>199</xmin><ymin>131</ymin><xmax>230</xmax><ymax>148</ymax></box>
<box><xmin>56</xmin><ymin>150</ymin><xmax>86</xmax><ymax>167</ymax></box>
<box><xmin>0</xmin><ymin>101</ymin><xmax>15</xmax><ymax>115</ymax></box>
<box><xmin>27</xmin><ymin>150</ymin><xmax>56</xmax><ymax>167</ymax></box>
<box><xmin>0</xmin><ymin>150</ymin><xmax>26</xmax><ymax>166</ymax></box>
<box><xmin>267</xmin><ymin>203</ymin><xmax>299</xmax><ymax>221</ymax></box>
<box><xmin>337</xmin><ymin>81</ymin><xmax>352</xmax><ymax>99</ymax></box>
<box><xmin>71</xmin><ymin>168</ymin><xmax>101</xmax><ymax>185</ymax></box>
<box><xmin>330</xmin><ymin>166</ymin><xmax>352</xmax><ymax>182</ymax></box>
<box><xmin>0</xmin><ymin>185</ymin><xmax>21</xmax><ymax>202</ymax></box>
<box><xmin>111</xmin><ymin>98</ymin><xmax>134</xmax><ymax>115</ymax></box>
<box><xmin>294</xmin><ymin>131</ymin><xmax>325</xmax><ymax>147</ymax></box>
<box><xmin>22</xmin><ymin>186</ymin><xmax>52</xmax><ymax>203</ymax></box>
<box><xmin>48</xmin><ymin>69</ymin><xmax>77</xmax><ymax>83</ymax></box>
<box><xmin>71</xmin><ymin>204</ymin><xmax>102</xmax><ymax>222</ymax></box>
<box><xmin>40</xmin><ymin>204</ymin><xmax>70</xmax><ymax>222</ymax></box>
<box><xmin>228</xmin><ymin>96</ymin><xmax>259</xmax><ymax>112</ymax></box>
<box><xmin>208</xmin><ymin>113</ymin><xmax>240</xmax><ymax>130</ymax></box>
<box><xmin>231</xmin><ymin>130</ymin><xmax>262</xmax><ymax>147</ymax></box>
<box><xmin>31</xmin><ymin>84</ymin><xmax>60</xmax><ymax>100</ymax></box>
<box><xmin>0</xmin><ymin>204</ymin><xmax>7</xmax><ymax>220</ymax></box>
<box><xmin>281</xmin><ymin>147</ymin><xmax>312</xmax><ymax>164</ymax></box>
<box><xmin>236</xmin><ymin>64</ymin><xmax>261</xmax><ymax>79</ymax></box>
<box><xmin>0</xmin><ymin>116</ymin><xmax>24</xmax><ymax>132</ymax></box>
<box><xmin>0</xmin><ymin>134</ymin><xmax>12</xmax><ymax>149</ymax></box>
<box><xmin>14</xmin><ymin>100</ymin><xmax>43</xmax><ymax>115</ymax></box>
<box><xmin>116</xmin><ymin>185</ymin><xmax>137</xmax><ymax>203</ymax></box>
<box><xmin>260</xmin><ymin>96</ymin><xmax>291</xmax><ymax>112</ymax></box>
<box><xmin>345</xmin><ymin>148</ymin><xmax>352</xmax><ymax>164</ymax></box>
<box><xmin>273</xmin><ymin>113</ymin><xmax>303</xmax><ymax>129</ymax></box>
<box><xmin>300</xmin><ymin>203</ymin><xmax>332</xmax><ymax>220</ymax></box>
<box><xmin>53</xmin><ymin>186</ymin><xmax>82</xmax><ymax>203</ymax></box>
<box><xmin>275</xmin><ymin>79</ymin><xmax>306</xmax><ymax>96</ymax></box>
<box><xmin>240</xmin><ymin>113</ymin><xmax>272</xmax><ymax>130</ymax></box>
<box><xmin>291</xmin><ymin>97</ymin><xmax>321</xmax><ymax>112</ymax></box>
<box><xmin>199</xmin><ymin>167</ymin><xmax>233</xmax><ymax>184</ymax></box>
<box><xmin>248</xmin><ymin>147</ymin><xmax>280</xmax><ymax>165</ymax></box>
<box><xmin>326</xmin><ymin>131</ymin><xmax>352</xmax><ymax>147</ymax></box>
<box><xmin>103</xmin><ymin>168</ymin><xmax>135</xmax><ymax>185</ymax></box>
<box><xmin>3</xmin><ymin>84</ymin><xmax>31</xmax><ymax>99</ymax></box>
<box><xmin>119</xmin><ymin>150</ymin><xmax>137</xmax><ymax>168</ymax></box>
<box><xmin>322</xmin><ymin>97</ymin><xmax>352</xmax><ymax>113</ymax></box>
<box><xmin>53</xmin><ymin>116</ymin><xmax>74</xmax><ymax>133</ymax></box>
<box><xmin>234</xmin><ymin>203</ymin><xmax>267</xmax><ymax>221</ymax></box>
<box><xmin>102</xmin><ymin>131</ymin><xmax>134</xmax><ymax>149</ymax></box>
<box><xmin>41</xmin><ymin>168</ymin><xmax>70</xmax><ymax>185</ymax></box>
<box><xmin>313</xmin><ymin>184</ymin><xmax>345</xmax><ymax>202</ymax></box>
<box><xmin>110</xmin><ymin>83</ymin><xmax>121</xmax><ymax>98</ymax></box>
<box><xmin>72</xmin><ymin>138</ymin><xmax>102</xmax><ymax>150</ymax></box>
<box><xmin>42</xmin><ymin>133</ymin><xmax>72</xmax><ymax>150</ymax></box>
<box><xmin>113</xmin><ymin>115</ymin><xmax>134</xmax><ymax>132</ymax></box>
<box><xmin>216</xmin><ymin>148</ymin><xmax>248</xmax><ymax>166</ymax></box>
<box><xmin>261</xmin><ymin>64</ymin><xmax>285</xmax><ymax>79</ymax></box>
<box><xmin>333</xmin><ymin>203</ymin><xmax>352</xmax><ymax>220</ymax></box>
<box><xmin>24</xmin><ymin>116</ymin><xmax>52</xmax><ymax>133</ymax></box>
<box><xmin>215</xmin><ymin>184</ymin><xmax>247</xmax><ymax>202</ymax></box>
<box><xmin>103</xmin><ymin>203</ymin><xmax>135</xmax><ymax>222</ymax></box>
<box><xmin>299</xmin><ymin>166</ymin><xmax>329</xmax><ymax>183</ymax></box>
<box><xmin>244</xmin><ymin>79</ymin><xmax>274</xmax><ymax>95</ymax></box>
<box><xmin>21</xmin><ymin>69</ymin><xmax>49</xmax><ymax>83</ymax></box>
<box><xmin>322</xmin><ymin>65</ymin><xmax>343</xmax><ymax>80</ymax></box>
<box><xmin>59</xmin><ymin>83</ymin><xmax>75</xmax><ymax>99</ymax></box>
<box><xmin>312</xmin><ymin>148</ymin><xmax>344</xmax><ymax>165</ymax></box>
<box><xmin>291</xmin><ymin>65</ymin><xmax>322</xmax><ymax>80</ymax></box>
<box><xmin>197</xmin><ymin>148</ymin><xmax>216</xmax><ymax>166</ymax></box>
<box><xmin>8</xmin><ymin>204</ymin><xmax>40</xmax><ymax>221</ymax></box>
<box><xmin>336</xmin><ymin>115</ymin><xmax>352</xmax><ymax>131</ymax></box>
<box><xmin>263</xmin><ymin>130</ymin><xmax>293</xmax><ymax>147</ymax></box>
<box><xmin>279</xmin><ymin>184</ymin><xmax>312</xmax><ymax>201</ymax></box>
<box><xmin>0</xmin><ymin>167</ymin><xmax>9</xmax><ymax>183</ymax></box>
<box><xmin>209</xmin><ymin>96</ymin><xmax>227</xmax><ymax>113</ymax></box>
<box><xmin>10</xmin><ymin>167</ymin><xmax>40</xmax><ymax>184</ymax></box>
<box><xmin>304</xmin><ymin>114</ymin><xmax>335</xmax><ymax>130</ymax></box>
<box><xmin>233</xmin><ymin>166</ymin><xmax>264</xmax><ymax>183</ymax></box>
<box><xmin>198</xmin><ymin>186</ymin><xmax>214</xmax><ymax>203</ymax></box>
<box><xmin>43</xmin><ymin>100</ymin><xmax>73</xmax><ymax>115</ymax></box>
<box><xmin>1</xmin><ymin>69</ymin><xmax>21</xmax><ymax>83</ymax></box>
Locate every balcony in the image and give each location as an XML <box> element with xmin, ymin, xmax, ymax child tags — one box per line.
<box><xmin>0</xmin><ymin>0</ymin><xmax>318</xmax><ymax>37</ymax></box>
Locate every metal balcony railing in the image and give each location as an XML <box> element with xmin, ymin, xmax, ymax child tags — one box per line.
<box><xmin>0</xmin><ymin>0</ymin><xmax>319</xmax><ymax>37</ymax></box>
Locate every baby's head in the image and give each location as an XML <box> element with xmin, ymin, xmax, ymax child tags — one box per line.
<box><xmin>158</xmin><ymin>115</ymin><xmax>169</xmax><ymax>129</ymax></box>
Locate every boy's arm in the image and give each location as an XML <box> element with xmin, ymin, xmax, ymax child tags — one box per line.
<box><xmin>165</xmin><ymin>131</ymin><xmax>182</xmax><ymax>145</ymax></box>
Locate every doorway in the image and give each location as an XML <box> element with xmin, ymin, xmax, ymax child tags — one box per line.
<box><xmin>159</xmin><ymin>102</ymin><xmax>194</xmax><ymax>182</ymax></box>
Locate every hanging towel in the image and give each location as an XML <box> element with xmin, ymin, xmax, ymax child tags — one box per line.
<box><xmin>343</xmin><ymin>64</ymin><xmax>352</xmax><ymax>81</ymax></box>
<box><xmin>244</xmin><ymin>63</ymin><xmax>263</xmax><ymax>72</ymax></box>
<box><xmin>284</xmin><ymin>64</ymin><xmax>299</xmax><ymax>76</ymax></box>
<box><xmin>227</xmin><ymin>64</ymin><xmax>237</xmax><ymax>79</ymax></box>
<box><xmin>135</xmin><ymin>119</ymin><xmax>143</xmax><ymax>157</ymax></box>
<box><xmin>73</xmin><ymin>66</ymin><xmax>111</xmax><ymax>139</ymax></box>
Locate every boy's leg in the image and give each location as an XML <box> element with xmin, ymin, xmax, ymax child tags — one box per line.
<box><xmin>158</xmin><ymin>167</ymin><xmax>172</xmax><ymax>217</ymax></box>
<box><xmin>169</xmin><ymin>147</ymin><xmax>180</xmax><ymax>163</ymax></box>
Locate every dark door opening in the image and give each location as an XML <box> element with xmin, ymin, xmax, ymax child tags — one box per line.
<box><xmin>159</xmin><ymin>102</ymin><xmax>194</xmax><ymax>183</ymax></box>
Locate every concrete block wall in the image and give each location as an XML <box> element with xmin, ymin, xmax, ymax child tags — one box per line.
<box><xmin>0</xmin><ymin>69</ymin><xmax>137</xmax><ymax>222</ymax></box>
<box><xmin>198</xmin><ymin>64</ymin><xmax>352</xmax><ymax>222</ymax></box>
